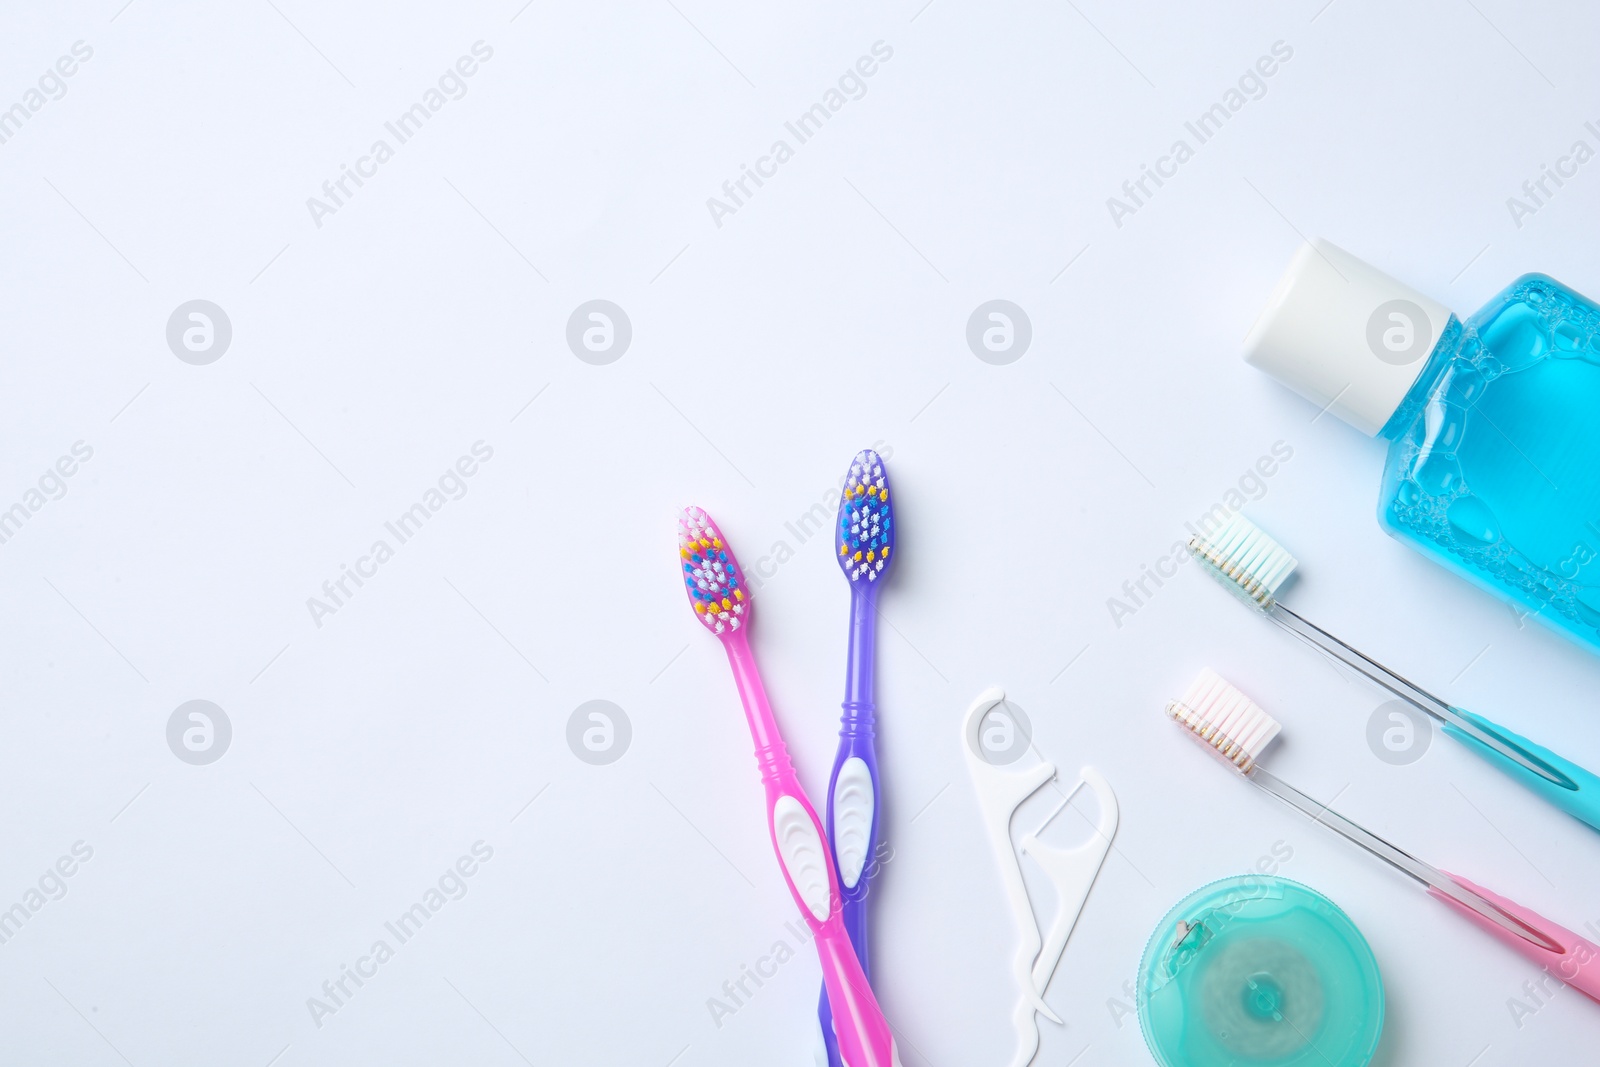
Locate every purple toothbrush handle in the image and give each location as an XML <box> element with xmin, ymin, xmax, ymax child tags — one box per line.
<box><xmin>820</xmin><ymin>591</ymin><xmax>882</xmax><ymax>1067</ymax></box>
<box><xmin>820</xmin><ymin>709</ymin><xmax>880</xmax><ymax>1066</ymax></box>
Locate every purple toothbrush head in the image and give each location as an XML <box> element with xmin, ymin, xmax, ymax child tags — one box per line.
<box><xmin>835</xmin><ymin>450</ymin><xmax>893</xmax><ymax>586</ymax></box>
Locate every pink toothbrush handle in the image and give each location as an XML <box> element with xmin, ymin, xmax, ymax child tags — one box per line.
<box><xmin>1432</xmin><ymin>871</ymin><xmax>1600</xmax><ymax>1002</ymax></box>
<box><xmin>726</xmin><ymin>635</ymin><xmax>901</xmax><ymax>1067</ymax></box>
<box><xmin>813</xmin><ymin>901</ymin><xmax>900</xmax><ymax>1067</ymax></box>
<box><xmin>762</xmin><ymin>761</ymin><xmax>901</xmax><ymax>1067</ymax></box>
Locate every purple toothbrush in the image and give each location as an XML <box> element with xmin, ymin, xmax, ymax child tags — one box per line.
<box><xmin>818</xmin><ymin>449</ymin><xmax>895</xmax><ymax>1066</ymax></box>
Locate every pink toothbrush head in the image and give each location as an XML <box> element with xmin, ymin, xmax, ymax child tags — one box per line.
<box><xmin>837</xmin><ymin>449</ymin><xmax>894</xmax><ymax>585</ymax></box>
<box><xmin>679</xmin><ymin>506</ymin><xmax>749</xmax><ymax>637</ymax></box>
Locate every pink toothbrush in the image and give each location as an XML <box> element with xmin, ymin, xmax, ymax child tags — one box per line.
<box><xmin>678</xmin><ymin>506</ymin><xmax>902</xmax><ymax>1067</ymax></box>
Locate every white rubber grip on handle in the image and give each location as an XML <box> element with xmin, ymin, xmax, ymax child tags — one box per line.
<box><xmin>832</xmin><ymin>757</ymin><xmax>875</xmax><ymax>889</ymax></box>
<box><xmin>773</xmin><ymin>795</ymin><xmax>832</xmax><ymax>921</ymax></box>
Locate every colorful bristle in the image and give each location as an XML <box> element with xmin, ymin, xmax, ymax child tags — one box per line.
<box><xmin>1190</xmin><ymin>512</ymin><xmax>1298</xmax><ymax>609</ymax></box>
<box><xmin>678</xmin><ymin>506</ymin><xmax>750</xmax><ymax>637</ymax></box>
<box><xmin>1166</xmin><ymin>668</ymin><xmax>1282</xmax><ymax>775</ymax></box>
<box><xmin>835</xmin><ymin>449</ymin><xmax>894</xmax><ymax>585</ymax></box>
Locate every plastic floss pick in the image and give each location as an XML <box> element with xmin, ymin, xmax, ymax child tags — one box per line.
<box><xmin>962</xmin><ymin>686</ymin><xmax>1117</xmax><ymax>1067</ymax></box>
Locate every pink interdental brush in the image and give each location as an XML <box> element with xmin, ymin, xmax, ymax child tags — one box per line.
<box><xmin>1167</xmin><ymin>668</ymin><xmax>1600</xmax><ymax>1004</ymax></box>
<box><xmin>678</xmin><ymin>506</ymin><xmax>902</xmax><ymax>1067</ymax></box>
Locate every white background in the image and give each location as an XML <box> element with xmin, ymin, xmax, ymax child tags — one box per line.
<box><xmin>2</xmin><ymin>1</ymin><xmax>1599</xmax><ymax>1064</ymax></box>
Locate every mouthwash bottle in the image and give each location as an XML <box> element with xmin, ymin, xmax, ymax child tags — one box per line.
<box><xmin>1244</xmin><ymin>239</ymin><xmax>1600</xmax><ymax>655</ymax></box>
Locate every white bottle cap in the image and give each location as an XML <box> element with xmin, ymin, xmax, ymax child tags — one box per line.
<box><xmin>1242</xmin><ymin>239</ymin><xmax>1453</xmax><ymax>436</ymax></box>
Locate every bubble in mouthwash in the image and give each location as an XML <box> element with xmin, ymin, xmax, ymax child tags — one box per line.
<box><xmin>1445</xmin><ymin>495</ymin><xmax>1501</xmax><ymax>546</ymax></box>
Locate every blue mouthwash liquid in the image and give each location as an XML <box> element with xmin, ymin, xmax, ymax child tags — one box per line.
<box><xmin>1380</xmin><ymin>276</ymin><xmax>1600</xmax><ymax>648</ymax></box>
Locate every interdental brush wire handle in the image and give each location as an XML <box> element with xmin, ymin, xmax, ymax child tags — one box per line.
<box><xmin>1268</xmin><ymin>601</ymin><xmax>1600</xmax><ymax>829</ymax></box>
<box><xmin>1250</xmin><ymin>766</ymin><xmax>1555</xmax><ymax>950</ymax></box>
<box><xmin>1249</xmin><ymin>764</ymin><xmax>1600</xmax><ymax>1000</ymax></box>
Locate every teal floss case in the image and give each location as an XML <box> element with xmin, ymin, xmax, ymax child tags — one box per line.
<box><xmin>1138</xmin><ymin>875</ymin><xmax>1385</xmax><ymax>1067</ymax></box>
